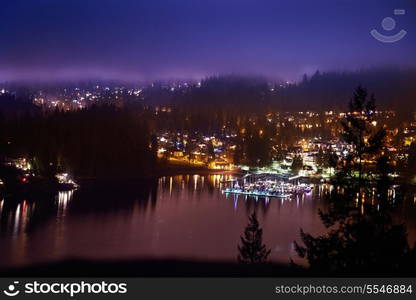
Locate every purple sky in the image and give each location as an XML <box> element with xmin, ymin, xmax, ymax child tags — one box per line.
<box><xmin>0</xmin><ymin>0</ymin><xmax>415</xmax><ymax>82</ymax></box>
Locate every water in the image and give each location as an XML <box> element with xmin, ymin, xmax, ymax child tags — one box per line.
<box><xmin>0</xmin><ymin>174</ymin><xmax>415</xmax><ymax>269</ymax></box>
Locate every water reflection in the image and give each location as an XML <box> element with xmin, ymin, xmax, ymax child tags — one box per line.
<box><xmin>56</xmin><ymin>190</ymin><xmax>74</xmax><ymax>218</ymax></box>
<box><xmin>66</xmin><ymin>179</ymin><xmax>159</xmax><ymax>216</ymax></box>
<box><xmin>0</xmin><ymin>199</ymin><xmax>35</xmax><ymax>236</ymax></box>
<box><xmin>0</xmin><ymin>174</ymin><xmax>415</xmax><ymax>269</ymax></box>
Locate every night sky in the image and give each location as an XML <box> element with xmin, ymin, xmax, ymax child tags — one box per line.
<box><xmin>0</xmin><ymin>0</ymin><xmax>415</xmax><ymax>82</ymax></box>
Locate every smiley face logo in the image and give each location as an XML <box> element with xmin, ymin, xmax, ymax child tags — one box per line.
<box><xmin>371</xmin><ymin>9</ymin><xmax>407</xmax><ymax>43</ymax></box>
<box><xmin>3</xmin><ymin>281</ymin><xmax>20</xmax><ymax>297</ymax></box>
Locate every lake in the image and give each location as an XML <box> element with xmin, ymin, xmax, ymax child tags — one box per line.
<box><xmin>1</xmin><ymin>173</ymin><xmax>415</xmax><ymax>269</ymax></box>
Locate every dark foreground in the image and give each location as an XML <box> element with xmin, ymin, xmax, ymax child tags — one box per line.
<box><xmin>2</xmin><ymin>259</ymin><xmax>416</xmax><ymax>277</ymax></box>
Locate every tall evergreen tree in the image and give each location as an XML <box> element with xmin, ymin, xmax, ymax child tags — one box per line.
<box><xmin>294</xmin><ymin>86</ymin><xmax>414</xmax><ymax>274</ymax></box>
<box><xmin>340</xmin><ymin>85</ymin><xmax>386</xmax><ymax>191</ymax></box>
<box><xmin>238</xmin><ymin>213</ymin><xmax>271</xmax><ymax>264</ymax></box>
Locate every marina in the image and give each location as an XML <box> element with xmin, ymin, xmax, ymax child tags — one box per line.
<box><xmin>222</xmin><ymin>173</ymin><xmax>313</xmax><ymax>198</ymax></box>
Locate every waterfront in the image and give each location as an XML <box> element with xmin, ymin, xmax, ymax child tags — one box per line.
<box><xmin>1</xmin><ymin>173</ymin><xmax>416</xmax><ymax>270</ymax></box>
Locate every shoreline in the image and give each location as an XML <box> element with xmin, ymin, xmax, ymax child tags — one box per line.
<box><xmin>3</xmin><ymin>258</ymin><xmax>416</xmax><ymax>277</ymax></box>
<box><xmin>74</xmin><ymin>164</ymin><xmax>245</xmax><ymax>186</ymax></box>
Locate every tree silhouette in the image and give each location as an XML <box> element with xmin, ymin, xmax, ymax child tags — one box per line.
<box><xmin>295</xmin><ymin>209</ymin><xmax>412</xmax><ymax>274</ymax></box>
<box><xmin>0</xmin><ymin>104</ymin><xmax>156</xmax><ymax>179</ymax></box>
<box><xmin>242</xmin><ymin>118</ymin><xmax>273</xmax><ymax>168</ymax></box>
<box><xmin>294</xmin><ymin>86</ymin><xmax>415</xmax><ymax>275</ymax></box>
<box><xmin>238</xmin><ymin>213</ymin><xmax>271</xmax><ymax>264</ymax></box>
<box><xmin>340</xmin><ymin>85</ymin><xmax>386</xmax><ymax>191</ymax></box>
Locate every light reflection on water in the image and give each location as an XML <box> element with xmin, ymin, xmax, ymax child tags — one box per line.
<box><xmin>0</xmin><ymin>190</ymin><xmax>76</xmax><ymax>238</ymax></box>
<box><xmin>0</xmin><ymin>174</ymin><xmax>415</xmax><ymax>270</ymax></box>
<box><xmin>0</xmin><ymin>200</ymin><xmax>35</xmax><ymax>237</ymax></box>
<box><xmin>56</xmin><ymin>190</ymin><xmax>74</xmax><ymax>218</ymax></box>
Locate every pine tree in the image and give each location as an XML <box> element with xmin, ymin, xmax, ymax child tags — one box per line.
<box><xmin>294</xmin><ymin>86</ymin><xmax>414</xmax><ymax>274</ymax></box>
<box><xmin>340</xmin><ymin>85</ymin><xmax>386</xmax><ymax>190</ymax></box>
<box><xmin>238</xmin><ymin>213</ymin><xmax>271</xmax><ymax>264</ymax></box>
